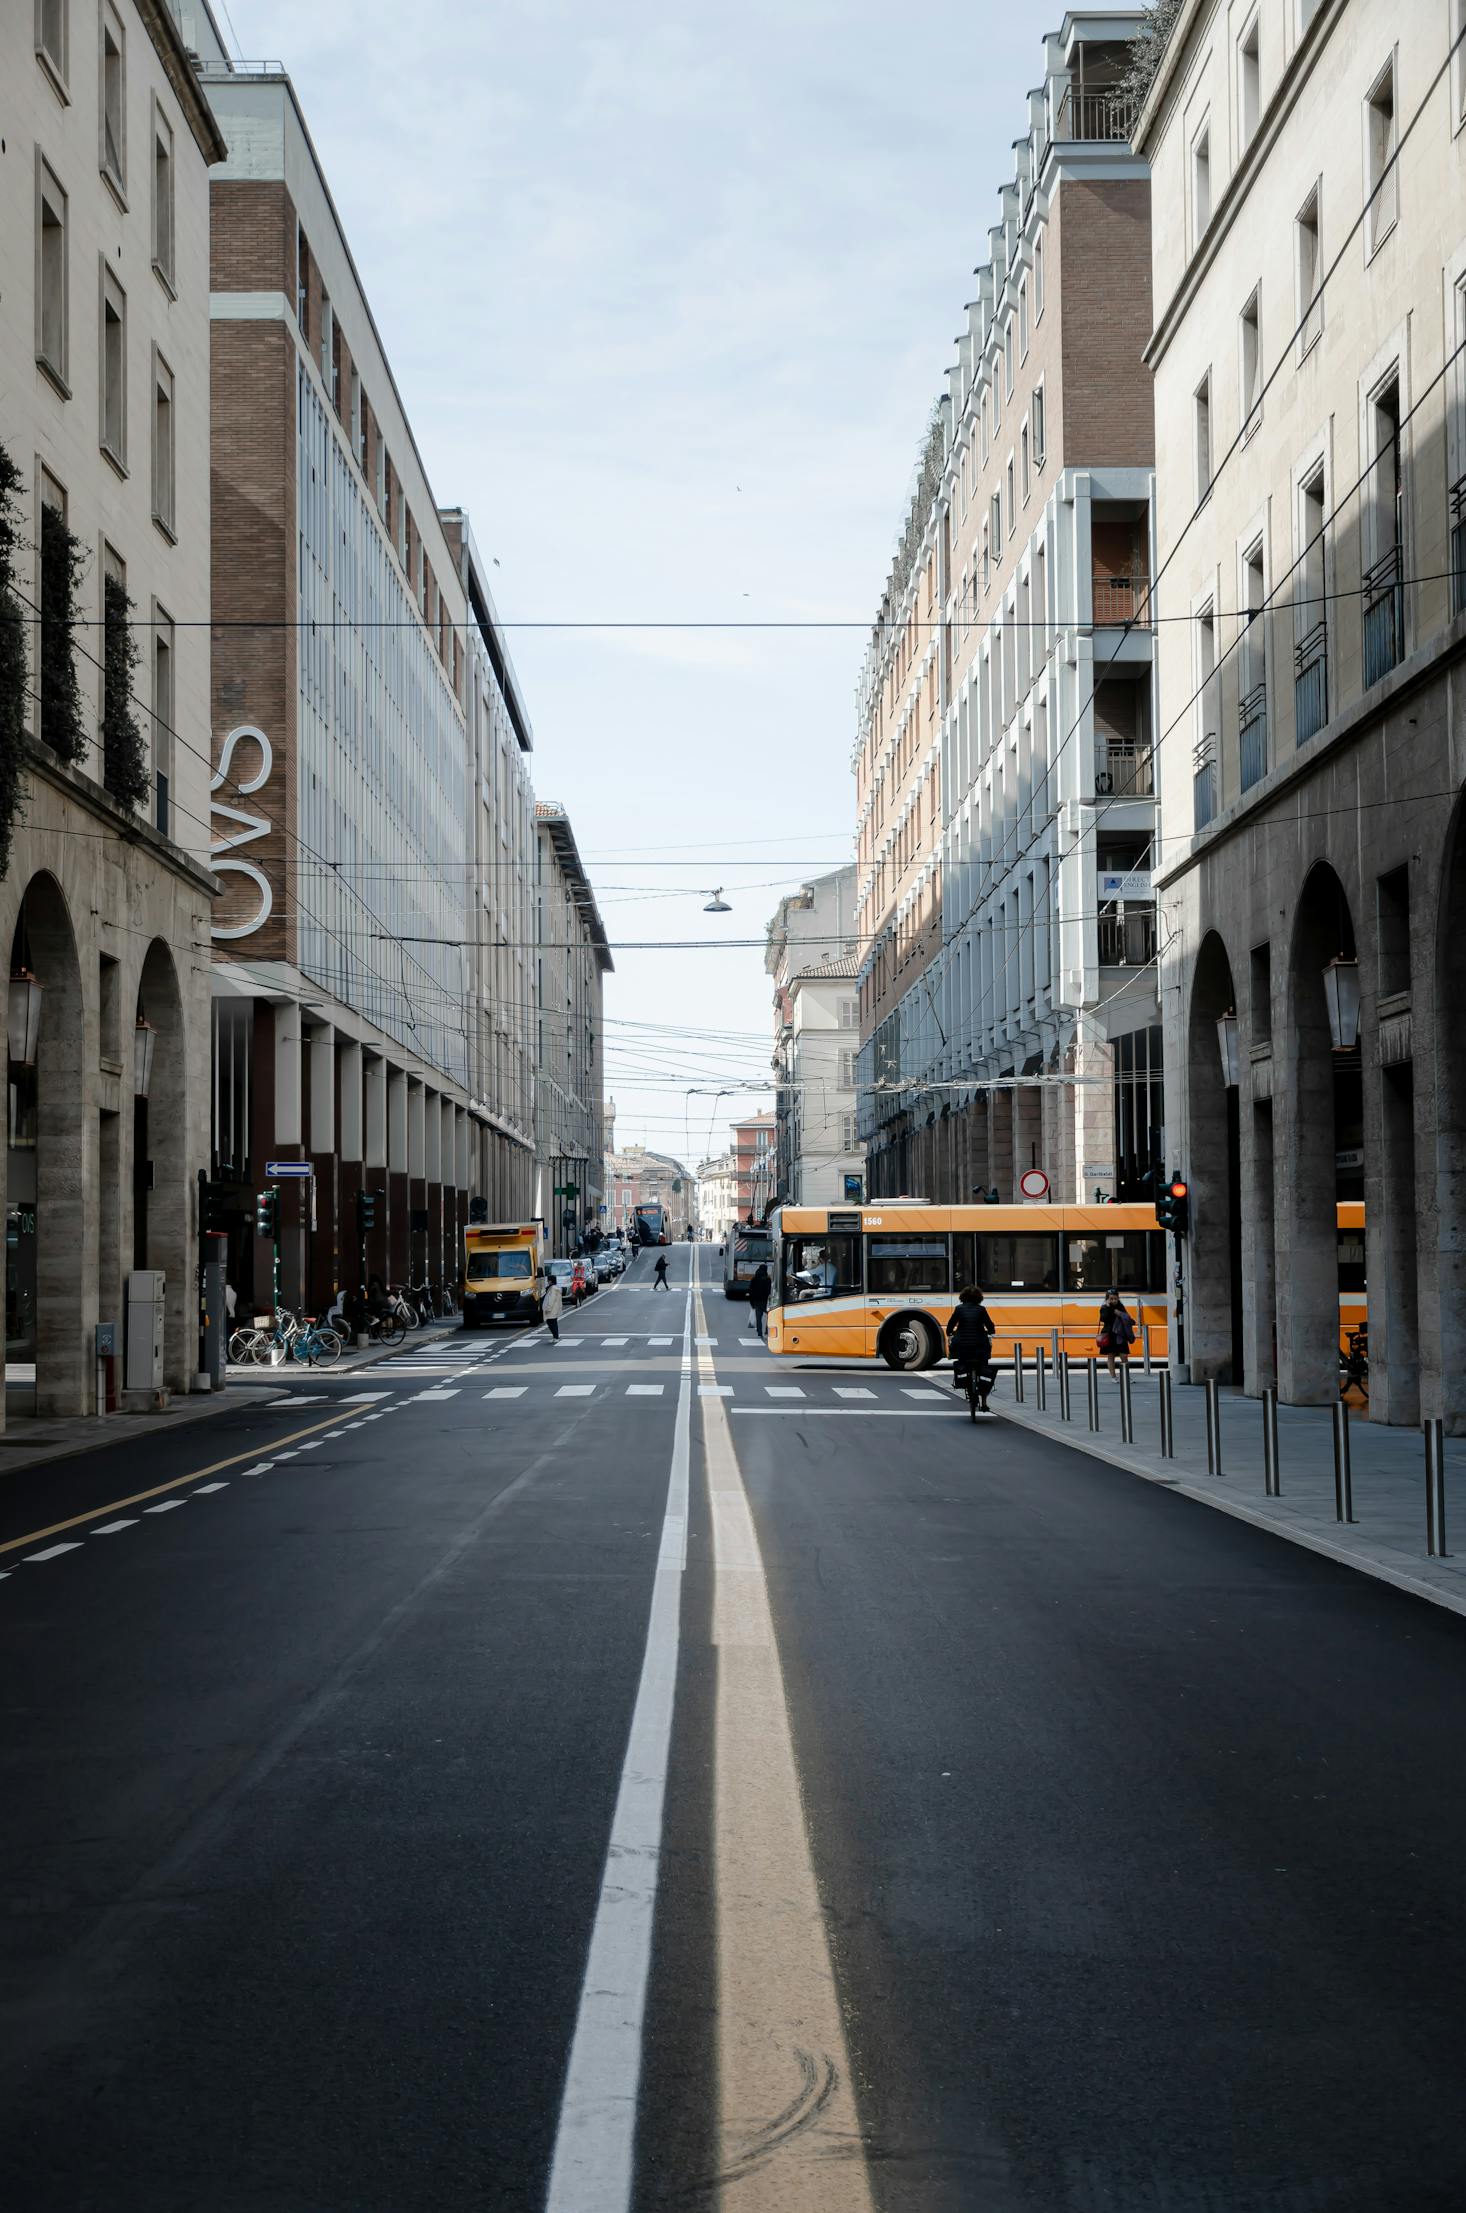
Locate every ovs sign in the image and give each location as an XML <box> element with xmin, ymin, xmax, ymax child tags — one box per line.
<box><xmin>210</xmin><ymin>724</ymin><xmax>274</xmax><ymax>941</ymax></box>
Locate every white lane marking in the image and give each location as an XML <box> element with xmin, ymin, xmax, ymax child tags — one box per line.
<box><xmin>92</xmin><ymin>1519</ymin><xmax>140</xmax><ymax>1534</ymax></box>
<box><xmin>556</xmin><ymin>1384</ymin><xmax>596</xmax><ymax>1398</ymax></box>
<box><xmin>144</xmin><ymin>1500</ymin><xmax>186</xmax><ymax>1513</ymax></box>
<box><xmin>485</xmin><ymin>1387</ymin><xmax>526</xmax><ymax>1399</ymax></box>
<box><xmin>413</xmin><ymin>1389</ymin><xmax>460</xmax><ymax>1402</ymax></box>
<box><xmin>24</xmin><ymin>1543</ymin><xmax>84</xmax><ymax>1561</ymax></box>
<box><xmin>193</xmin><ymin>1483</ymin><xmax>229</xmax><ymax>1494</ymax></box>
<box><xmin>732</xmin><ymin>1408</ymin><xmax>962</xmax><ymax>1417</ymax></box>
<box><xmin>339</xmin><ymin>1392</ymin><xmax>389</xmax><ymax>1404</ymax></box>
<box><xmin>281</xmin><ymin>1394</ymin><xmax>327</xmax><ymax>1405</ymax></box>
<box><xmin>298</xmin><ymin>1441</ymin><xmax>323</xmax><ymax>1451</ymax></box>
<box><xmin>738</xmin><ymin>1337</ymin><xmax>761</xmax><ymax>1346</ymax></box>
<box><xmin>648</xmin><ymin>1336</ymin><xmax>674</xmax><ymax>1346</ymax></box>
<box><xmin>902</xmin><ymin>1387</ymin><xmax>948</xmax><ymax>1400</ymax></box>
<box><xmin>699</xmin><ymin>1384</ymin><xmax>733</xmax><ymax>1397</ymax></box>
<box><xmin>239</xmin><ymin>1461</ymin><xmax>276</xmax><ymax>1476</ymax></box>
<box><xmin>545</xmin><ymin>1248</ymin><xmax>694</xmax><ymax>2213</ymax></box>
<box><xmin>600</xmin><ymin>1337</ymin><xmax>629</xmax><ymax>1346</ymax></box>
<box><xmin>764</xmin><ymin>1386</ymin><xmax>805</xmax><ymax>1398</ymax></box>
<box><xmin>321</xmin><ymin>1429</ymin><xmax>347</xmax><ymax>1438</ymax></box>
<box><xmin>834</xmin><ymin>1387</ymin><xmax>877</xmax><ymax>1400</ymax></box>
<box><xmin>626</xmin><ymin>1384</ymin><xmax>664</xmax><ymax>1397</ymax></box>
<box><xmin>696</xmin><ymin>1335</ymin><xmax>717</xmax><ymax>1345</ymax></box>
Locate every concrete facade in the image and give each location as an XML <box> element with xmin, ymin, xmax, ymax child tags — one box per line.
<box><xmin>1136</xmin><ymin>0</ymin><xmax>1466</xmax><ymax>1424</ymax></box>
<box><xmin>732</xmin><ymin>1112</ymin><xmax>777</xmax><ymax>1224</ymax></box>
<box><xmin>1</xmin><ymin>0</ymin><xmax>225</xmax><ymax>1422</ymax></box>
<box><xmin>535</xmin><ymin>803</ymin><xmax>609</xmax><ymax>1255</ymax></box>
<box><xmin>765</xmin><ymin>866</ymin><xmax>862</xmax><ymax>1205</ymax></box>
<box><xmin>696</xmin><ymin>1152</ymin><xmax>738</xmax><ymax>1241</ymax></box>
<box><xmin>856</xmin><ymin>15</ymin><xmax>1163</xmax><ymax>1208</ymax></box>
<box><xmin>604</xmin><ymin>1144</ymin><xmax>694</xmax><ymax>1242</ymax></box>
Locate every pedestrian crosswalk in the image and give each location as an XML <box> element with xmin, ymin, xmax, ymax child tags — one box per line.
<box><xmin>469</xmin><ymin>1379</ymin><xmax>964</xmax><ymax>1411</ymax></box>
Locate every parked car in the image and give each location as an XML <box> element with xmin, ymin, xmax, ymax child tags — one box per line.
<box><xmin>591</xmin><ymin>1249</ymin><xmax>619</xmax><ymax>1283</ymax></box>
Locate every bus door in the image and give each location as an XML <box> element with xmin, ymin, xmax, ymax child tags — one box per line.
<box><xmin>776</xmin><ymin>1225</ymin><xmax>866</xmax><ymax>1358</ymax></box>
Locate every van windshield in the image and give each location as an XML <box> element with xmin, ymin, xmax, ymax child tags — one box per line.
<box><xmin>467</xmin><ymin>1250</ymin><xmax>533</xmax><ymax>1280</ymax></box>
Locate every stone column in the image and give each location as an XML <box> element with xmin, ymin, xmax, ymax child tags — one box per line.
<box><xmin>1274</xmin><ymin>1025</ymin><xmax>1340</xmax><ymax>1406</ymax></box>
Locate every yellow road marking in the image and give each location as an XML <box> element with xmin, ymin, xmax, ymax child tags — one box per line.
<box><xmin>694</xmin><ymin>1280</ymin><xmax>876</xmax><ymax>2209</ymax></box>
<box><xmin>0</xmin><ymin>1407</ymin><xmax>358</xmax><ymax>1558</ymax></box>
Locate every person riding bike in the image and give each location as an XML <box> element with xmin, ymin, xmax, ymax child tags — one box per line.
<box><xmin>947</xmin><ymin>1285</ymin><xmax>997</xmax><ymax>1415</ymax></box>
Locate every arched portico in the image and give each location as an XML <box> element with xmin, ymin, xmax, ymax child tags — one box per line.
<box><xmin>1277</xmin><ymin>863</ymin><xmax>1360</xmax><ymax>1406</ymax></box>
<box><xmin>1432</xmin><ymin>793</ymin><xmax>1466</xmax><ymax>1430</ymax></box>
<box><xmin>135</xmin><ymin>939</ymin><xmax>192</xmax><ymax>1392</ymax></box>
<box><xmin>8</xmin><ymin>873</ymin><xmax>90</xmax><ymax>1419</ymax></box>
<box><xmin>1184</xmin><ymin>930</ymin><xmax>1240</xmax><ymax>1383</ymax></box>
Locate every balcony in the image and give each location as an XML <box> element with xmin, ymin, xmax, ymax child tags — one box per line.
<box><xmin>1294</xmin><ymin>621</ymin><xmax>1328</xmax><ymax>746</ymax></box>
<box><xmin>1451</xmin><ymin>475</ymin><xmax>1466</xmax><ymax>618</ymax></box>
<box><xmin>1056</xmin><ymin>85</ymin><xmax>1137</xmax><ymax>142</ymax></box>
<box><xmin>1192</xmin><ymin>738</ymin><xmax>1218</xmax><ymax>832</ymax></box>
<box><xmin>1097</xmin><ymin>909</ymin><xmax>1157</xmax><ymax>966</ymax></box>
<box><xmin>1091</xmin><ymin>573</ymin><xmax>1152</xmax><ymax>627</ymax></box>
<box><xmin>1095</xmin><ymin>742</ymin><xmax>1154</xmax><ymax>798</ymax></box>
<box><xmin>1238</xmin><ymin>683</ymin><xmax>1268</xmax><ymax>792</ymax></box>
<box><xmin>1362</xmin><ymin>543</ymin><xmax>1404</xmax><ymax>686</ymax></box>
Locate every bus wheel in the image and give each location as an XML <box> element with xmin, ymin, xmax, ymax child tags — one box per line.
<box><xmin>880</xmin><ymin>1315</ymin><xmax>938</xmax><ymax>1371</ymax></box>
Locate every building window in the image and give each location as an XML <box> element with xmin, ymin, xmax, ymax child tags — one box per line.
<box><xmin>320</xmin><ymin>295</ymin><xmax>334</xmax><ymax>396</ymax></box>
<box><xmin>100</xmin><ymin>267</ymin><xmax>126</xmax><ymax>470</ymax></box>
<box><xmin>1033</xmin><ymin>230</ymin><xmax>1044</xmax><ymax>318</ymax></box>
<box><xmin>1365</xmin><ymin>56</ymin><xmax>1398</xmax><ymax>254</ymax></box>
<box><xmin>1193</xmin><ymin>597</ymin><xmax>1218</xmax><ymax>828</ymax></box>
<box><xmin>1032</xmin><ymin>381</ymin><xmax>1045</xmax><ymax>468</ymax></box>
<box><xmin>100</xmin><ymin>2</ymin><xmax>125</xmax><ymax>196</ymax></box>
<box><xmin>37</xmin><ymin>0</ymin><xmax>68</xmax><ymax>89</ymax></box>
<box><xmin>152</xmin><ymin>604</ymin><xmax>174</xmax><ymax>834</ymax></box>
<box><xmin>295</xmin><ymin>223</ymin><xmax>309</xmax><ymax>337</ymax></box>
<box><xmin>1295</xmin><ymin>184</ymin><xmax>1322</xmax><ymax>356</ymax></box>
<box><xmin>1191</xmin><ymin>120</ymin><xmax>1211</xmax><ymax>246</ymax></box>
<box><xmin>1004</xmin><ymin>320</ymin><xmax>1014</xmax><ymax>397</ymax></box>
<box><xmin>1018</xmin><ymin>277</ymin><xmax>1029</xmax><ymax>360</ymax></box>
<box><xmin>838</xmin><ymin>995</ymin><xmax>857</xmax><ymax>1029</ymax></box>
<box><xmin>991</xmin><ymin>492</ymin><xmax>1002</xmax><ymax>558</ymax></box>
<box><xmin>1239</xmin><ymin>288</ymin><xmax>1261</xmax><ymax>432</ymax></box>
<box><xmin>1194</xmin><ymin>371</ymin><xmax>1212</xmax><ymax>500</ymax></box>
<box><xmin>993</xmin><ymin>362</ymin><xmax>1002</xmax><ymax>430</ymax></box>
<box><xmin>151</xmin><ymin>105</ymin><xmax>174</xmax><ymax>289</ymax></box>
<box><xmin>1295</xmin><ymin>462</ymin><xmax>1328</xmax><ymax>743</ymax></box>
<box><xmin>1239</xmin><ymin>538</ymin><xmax>1268</xmax><ymax>790</ymax></box>
<box><xmin>350</xmin><ymin>368</ymin><xmax>363</xmax><ymax>464</ymax></box>
<box><xmin>36</xmin><ymin>159</ymin><xmax>69</xmax><ymax>390</ymax></box>
<box><xmin>152</xmin><ymin>347</ymin><xmax>174</xmax><ymax>535</ymax></box>
<box><xmin>1363</xmin><ymin>369</ymin><xmax>1404</xmax><ymax>682</ymax></box>
<box><xmin>1237</xmin><ymin>12</ymin><xmax>1260</xmax><ymax>150</ymax></box>
<box><xmin>1006</xmin><ymin>457</ymin><xmax>1015</xmax><ymax>534</ymax></box>
<box><xmin>838</xmin><ymin>1048</ymin><xmax>856</xmax><ymax>1088</ymax></box>
<box><xmin>1020</xmin><ymin>420</ymin><xmax>1030</xmax><ymax>501</ymax></box>
<box><xmin>375</xmin><ymin>431</ymin><xmax>387</xmax><ymax>517</ymax></box>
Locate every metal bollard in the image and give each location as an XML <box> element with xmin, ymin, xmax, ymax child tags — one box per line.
<box><xmin>1141</xmin><ymin>1324</ymin><xmax>1153</xmax><ymax>1375</ymax></box>
<box><xmin>1262</xmin><ymin>1386</ymin><xmax>1280</xmax><ymax>1498</ymax></box>
<box><xmin>1425</xmin><ymin>1418</ymin><xmax>1449</xmax><ymax>1556</ymax></box>
<box><xmin>1051</xmin><ymin>1327</ymin><xmax>1060</xmax><ymax>1374</ymax></box>
<box><xmin>1013</xmin><ymin>1340</ymin><xmax>1025</xmax><ymax>1403</ymax></box>
<box><xmin>1118</xmin><ymin>1357</ymin><xmax>1134</xmax><ymax>1444</ymax></box>
<box><xmin>1035</xmin><ymin>1346</ymin><xmax>1047</xmax><ymax>1411</ymax></box>
<box><xmin>1332</xmin><ymin>1401</ymin><xmax>1355</xmax><ymax>1523</ymax></box>
<box><xmin>1204</xmin><ymin>1377</ymin><xmax>1222</xmax><ymax>1475</ymax></box>
<box><xmin>1158</xmin><ymin>1366</ymin><xmax>1174</xmax><ymax>1457</ymax></box>
<box><xmin>1086</xmin><ymin>1355</ymin><xmax>1100</xmax><ymax>1431</ymax></box>
<box><xmin>1058</xmin><ymin>1350</ymin><xmax>1072</xmax><ymax>1422</ymax></box>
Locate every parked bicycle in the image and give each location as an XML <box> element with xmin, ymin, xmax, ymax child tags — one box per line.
<box><xmin>289</xmin><ymin>1314</ymin><xmax>343</xmax><ymax>1366</ymax></box>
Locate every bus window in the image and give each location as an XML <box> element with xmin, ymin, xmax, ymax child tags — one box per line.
<box><xmin>867</xmin><ymin>1235</ymin><xmax>949</xmax><ymax>1296</ymax></box>
<box><xmin>1065</xmin><ymin>1232</ymin><xmax>1163</xmax><ymax>1292</ymax></box>
<box><xmin>783</xmin><ymin>1233</ymin><xmax>859</xmax><ymax>1301</ymax></box>
<box><xmin>1337</xmin><ymin>1231</ymin><xmax>1367</xmax><ymax>1293</ymax></box>
<box><xmin>974</xmin><ymin>1233</ymin><xmax>1059</xmax><ymax>1290</ymax></box>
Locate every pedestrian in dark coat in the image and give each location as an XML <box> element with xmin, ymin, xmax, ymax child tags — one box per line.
<box><xmin>746</xmin><ymin>1262</ymin><xmax>772</xmax><ymax>1340</ymax></box>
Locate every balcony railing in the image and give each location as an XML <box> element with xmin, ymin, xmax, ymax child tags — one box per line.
<box><xmin>1294</xmin><ymin>621</ymin><xmax>1328</xmax><ymax>746</ymax></box>
<box><xmin>1097</xmin><ymin>909</ymin><xmax>1157</xmax><ymax>966</ymax></box>
<box><xmin>1238</xmin><ymin>682</ymin><xmax>1268</xmax><ymax>792</ymax></box>
<box><xmin>1451</xmin><ymin>475</ymin><xmax>1466</xmax><ymax>619</ymax></box>
<box><xmin>1362</xmin><ymin>543</ymin><xmax>1404</xmax><ymax>686</ymax></box>
<box><xmin>1193</xmin><ymin>736</ymin><xmax>1218</xmax><ymax>831</ymax></box>
<box><xmin>1095</xmin><ymin>742</ymin><xmax>1155</xmax><ymax>798</ymax></box>
<box><xmin>1091</xmin><ymin>574</ymin><xmax>1152</xmax><ymax>627</ymax></box>
<box><xmin>1056</xmin><ymin>85</ymin><xmax>1137</xmax><ymax>142</ymax></box>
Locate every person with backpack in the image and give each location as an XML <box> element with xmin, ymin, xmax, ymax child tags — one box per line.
<box><xmin>746</xmin><ymin>1262</ymin><xmax>772</xmax><ymax>1341</ymax></box>
<box><xmin>946</xmin><ymin>1286</ymin><xmax>997</xmax><ymax>1414</ymax></box>
<box><xmin>1097</xmin><ymin>1289</ymin><xmax>1136</xmax><ymax>1378</ymax></box>
<box><xmin>653</xmin><ymin>1254</ymin><xmax>670</xmax><ymax>1290</ymax></box>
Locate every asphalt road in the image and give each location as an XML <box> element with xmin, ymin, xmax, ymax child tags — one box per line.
<box><xmin>2</xmin><ymin>1240</ymin><xmax>1464</xmax><ymax>2211</ymax></box>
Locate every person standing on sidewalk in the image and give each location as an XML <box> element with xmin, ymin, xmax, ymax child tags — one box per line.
<box><xmin>541</xmin><ymin>1277</ymin><xmax>563</xmax><ymax>1342</ymax></box>
<box><xmin>653</xmin><ymin>1254</ymin><xmax>670</xmax><ymax>1290</ymax></box>
<box><xmin>1097</xmin><ymin>1290</ymin><xmax>1135</xmax><ymax>1379</ymax></box>
<box><xmin>746</xmin><ymin>1262</ymin><xmax>772</xmax><ymax>1341</ymax></box>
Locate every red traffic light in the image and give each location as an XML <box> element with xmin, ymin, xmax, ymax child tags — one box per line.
<box><xmin>1169</xmin><ymin>1178</ymin><xmax>1189</xmax><ymax>1197</ymax></box>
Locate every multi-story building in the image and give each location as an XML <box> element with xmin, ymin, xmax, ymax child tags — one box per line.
<box><xmin>536</xmin><ymin>802</ymin><xmax>609</xmax><ymax>1254</ymax></box>
<box><xmin>765</xmin><ymin>867</ymin><xmax>864</xmax><ymax>1205</ymax></box>
<box><xmin>731</xmin><ymin>1111</ymin><xmax>777</xmax><ymax>1223</ymax></box>
<box><xmin>199</xmin><ymin>32</ymin><xmax>485</xmax><ymax>1313</ymax></box>
<box><xmin>604</xmin><ymin>1141</ymin><xmax>695</xmax><ymax>1241</ymax></box>
<box><xmin>443</xmin><ymin>510</ymin><xmax>538</xmax><ymax>1220</ymax></box>
<box><xmin>696</xmin><ymin>1152</ymin><xmax>738</xmax><ymax>1241</ymax></box>
<box><xmin>1137</xmin><ymin>0</ymin><xmax>1466</xmax><ymax>1427</ymax></box>
<box><xmin>857</xmin><ymin>15</ymin><xmax>1162</xmax><ymax>1208</ymax></box>
<box><xmin>1</xmin><ymin>0</ymin><xmax>225</xmax><ymax>1419</ymax></box>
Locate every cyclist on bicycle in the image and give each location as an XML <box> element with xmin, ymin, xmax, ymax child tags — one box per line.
<box><xmin>947</xmin><ymin>1286</ymin><xmax>996</xmax><ymax>1415</ymax></box>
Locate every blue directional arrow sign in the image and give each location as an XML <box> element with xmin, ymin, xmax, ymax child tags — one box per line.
<box><xmin>265</xmin><ymin>1161</ymin><xmax>313</xmax><ymax>1178</ymax></box>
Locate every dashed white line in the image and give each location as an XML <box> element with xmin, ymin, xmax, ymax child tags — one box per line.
<box><xmin>764</xmin><ymin>1386</ymin><xmax>805</xmax><ymax>1398</ymax></box>
<box><xmin>556</xmin><ymin>1384</ymin><xmax>596</xmax><ymax>1398</ymax></box>
<box><xmin>626</xmin><ymin>1385</ymin><xmax>664</xmax><ymax>1397</ymax></box>
<box><xmin>834</xmin><ymin>1387</ymin><xmax>877</xmax><ymax>1400</ymax></box>
<box><xmin>144</xmin><ymin>1500</ymin><xmax>186</xmax><ymax>1514</ymax></box>
<box><xmin>24</xmin><ymin>1543</ymin><xmax>83</xmax><ymax>1562</ymax></box>
<box><xmin>698</xmin><ymin>1384</ymin><xmax>733</xmax><ymax>1398</ymax></box>
<box><xmin>485</xmin><ymin>1386</ymin><xmax>526</xmax><ymax>1399</ymax></box>
<box><xmin>193</xmin><ymin>1483</ymin><xmax>229</xmax><ymax>1494</ymax></box>
<box><xmin>92</xmin><ymin>1519</ymin><xmax>140</xmax><ymax>1534</ymax></box>
<box><xmin>413</xmin><ymin>1389</ymin><xmax>459</xmax><ymax>1401</ymax></box>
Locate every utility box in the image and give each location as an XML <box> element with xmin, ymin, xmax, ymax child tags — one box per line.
<box><xmin>125</xmin><ymin>1269</ymin><xmax>166</xmax><ymax>1392</ymax></box>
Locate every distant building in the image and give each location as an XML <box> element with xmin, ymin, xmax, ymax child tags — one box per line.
<box><xmin>766</xmin><ymin>868</ymin><xmax>863</xmax><ymax>1205</ymax></box>
<box><xmin>696</xmin><ymin>1153</ymin><xmax>738</xmax><ymax>1240</ymax></box>
<box><xmin>731</xmin><ymin>1112</ymin><xmax>777</xmax><ymax>1223</ymax></box>
<box><xmin>536</xmin><ymin>804</ymin><xmax>610</xmax><ymax>1255</ymax></box>
<box><xmin>604</xmin><ymin>1142</ymin><xmax>694</xmax><ymax>1239</ymax></box>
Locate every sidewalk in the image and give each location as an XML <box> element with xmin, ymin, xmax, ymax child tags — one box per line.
<box><xmin>0</xmin><ymin>1318</ymin><xmax>464</xmax><ymax>1478</ymax></box>
<box><xmin>991</xmin><ymin>1361</ymin><xmax>1466</xmax><ymax>1618</ymax></box>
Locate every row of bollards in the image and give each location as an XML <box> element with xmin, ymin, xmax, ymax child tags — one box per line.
<box><xmin>1017</xmin><ymin>1344</ymin><xmax>1451</xmax><ymax>1556</ymax></box>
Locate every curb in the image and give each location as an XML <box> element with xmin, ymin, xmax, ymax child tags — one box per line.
<box><xmin>998</xmin><ymin>1400</ymin><xmax>1466</xmax><ymax>1623</ymax></box>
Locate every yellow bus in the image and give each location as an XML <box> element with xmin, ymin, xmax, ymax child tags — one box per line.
<box><xmin>767</xmin><ymin>1199</ymin><xmax>1368</xmax><ymax>1373</ymax></box>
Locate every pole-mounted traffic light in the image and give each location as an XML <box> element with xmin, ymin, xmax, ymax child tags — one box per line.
<box><xmin>1156</xmin><ymin>1173</ymin><xmax>1190</xmax><ymax>1235</ymax></box>
<box><xmin>254</xmin><ymin>1189</ymin><xmax>278</xmax><ymax>1239</ymax></box>
<box><xmin>357</xmin><ymin>1189</ymin><xmax>381</xmax><ymax>1233</ymax></box>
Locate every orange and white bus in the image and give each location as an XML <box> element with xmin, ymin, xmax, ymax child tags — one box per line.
<box><xmin>767</xmin><ymin>1199</ymin><xmax>1367</xmax><ymax>1372</ymax></box>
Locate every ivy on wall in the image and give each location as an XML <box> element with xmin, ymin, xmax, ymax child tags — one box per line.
<box><xmin>0</xmin><ymin>444</ymin><xmax>28</xmax><ymax>879</ymax></box>
<box><xmin>102</xmin><ymin>575</ymin><xmax>150</xmax><ymax>811</ymax></box>
<box><xmin>38</xmin><ymin>501</ymin><xmax>88</xmax><ymax>768</ymax></box>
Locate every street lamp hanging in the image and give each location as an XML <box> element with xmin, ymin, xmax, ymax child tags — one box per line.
<box><xmin>7</xmin><ymin>969</ymin><xmax>44</xmax><ymax>1067</ymax></box>
<box><xmin>1322</xmin><ymin>957</ymin><xmax>1361</xmax><ymax>1051</ymax></box>
<box><xmin>1215</xmin><ymin>1011</ymin><xmax>1241</xmax><ymax>1087</ymax></box>
<box><xmin>134</xmin><ymin>1013</ymin><xmax>157</xmax><ymax>1099</ymax></box>
<box><xmin>703</xmin><ymin>888</ymin><xmax>732</xmax><ymax>914</ymax></box>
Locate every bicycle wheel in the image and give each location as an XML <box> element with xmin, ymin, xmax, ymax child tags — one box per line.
<box><xmin>381</xmin><ymin>1312</ymin><xmax>407</xmax><ymax>1346</ymax></box>
<box><xmin>306</xmin><ymin>1329</ymin><xmax>342</xmax><ymax>1365</ymax></box>
<box><xmin>228</xmin><ymin>1329</ymin><xmax>256</xmax><ymax>1365</ymax></box>
<box><xmin>965</xmin><ymin>1368</ymin><xmax>981</xmax><ymax>1422</ymax></box>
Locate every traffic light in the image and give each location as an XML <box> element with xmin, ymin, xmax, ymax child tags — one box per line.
<box><xmin>357</xmin><ymin>1189</ymin><xmax>380</xmax><ymax>1233</ymax></box>
<box><xmin>202</xmin><ymin>1177</ymin><xmax>232</xmax><ymax>1233</ymax></box>
<box><xmin>1156</xmin><ymin>1173</ymin><xmax>1190</xmax><ymax>1235</ymax></box>
<box><xmin>254</xmin><ymin>1189</ymin><xmax>278</xmax><ymax>1239</ymax></box>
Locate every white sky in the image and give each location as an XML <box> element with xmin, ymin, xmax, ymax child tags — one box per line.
<box><xmin>226</xmin><ymin>0</ymin><xmax>1040</xmax><ymax>1167</ymax></box>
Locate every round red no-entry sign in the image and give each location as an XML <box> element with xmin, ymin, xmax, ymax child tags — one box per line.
<box><xmin>1019</xmin><ymin>1168</ymin><xmax>1050</xmax><ymax>1200</ymax></box>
